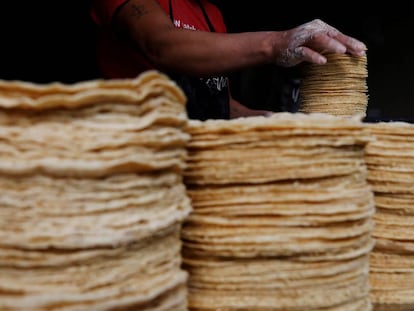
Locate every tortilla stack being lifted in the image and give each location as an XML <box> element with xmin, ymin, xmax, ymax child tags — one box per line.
<box><xmin>299</xmin><ymin>53</ymin><xmax>368</xmax><ymax>118</ymax></box>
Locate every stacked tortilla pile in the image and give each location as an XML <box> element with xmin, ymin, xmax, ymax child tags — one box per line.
<box><xmin>182</xmin><ymin>112</ymin><xmax>375</xmax><ymax>311</ymax></box>
<box><xmin>299</xmin><ymin>53</ymin><xmax>368</xmax><ymax>118</ymax></box>
<box><xmin>0</xmin><ymin>70</ymin><xmax>192</xmax><ymax>310</ymax></box>
<box><xmin>365</xmin><ymin>122</ymin><xmax>414</xmax><ymax>311</ymax></box>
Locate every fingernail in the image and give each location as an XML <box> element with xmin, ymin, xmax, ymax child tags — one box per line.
<box><xmin>317</xmin><ymin>55</ymin><xmax>327</xmax><ymax>64</ymax></box>
<box><xmin>337</xmin><ymin>45</ymin><xmax>347</xmax><ymax>53</ymax></box>
<box><xmin>357</xmin><ymin>42</ymin><xmax>367</xmax><ymax>50</ymax></box>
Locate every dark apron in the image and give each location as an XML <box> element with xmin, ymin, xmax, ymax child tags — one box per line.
<box><xmin>168</xmin><ymin>0</ymin><xmax>230</xmax><ymax>120</ymax></box>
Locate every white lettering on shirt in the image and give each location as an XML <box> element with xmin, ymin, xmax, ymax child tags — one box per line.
<box><xmin>173</xmin><ymin>19</ymin><xmax>181</xmax><ymax>27</ymax></box>
<box><xmin>205</xmin><ymin>76</ymin><xmax>228</xmax><ymax>93</ymax></box>
<box><xmin>173</xmin><ymin>19</ymin><xmax>196</xmax><ymax>30</ymax></box>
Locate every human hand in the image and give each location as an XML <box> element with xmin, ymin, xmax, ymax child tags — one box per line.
<box><xmin>276</xmin><ymin>19</ymin><xmax>367</xmax><ymax>67</ymax></box>
<box><xmin>229</xmin><ymin>99</ymin><xmax>272</xmax><ymax>119</ymax></box>
<box><xmin>230</xmin><ymin>108</ymin><xmax>273</xmax><ymax>119</ymax></box>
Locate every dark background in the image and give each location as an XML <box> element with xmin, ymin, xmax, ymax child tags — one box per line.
<box><xmin>0</xmin><ymin>2</ymin><xmax>99</xmax><ymax>84</ymax></box>
<box><xmin>1</xmin><ymin>2</ymin><xmax>413</xmax><ymax>122</ymax></box>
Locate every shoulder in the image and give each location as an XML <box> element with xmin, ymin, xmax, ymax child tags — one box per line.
<box><xmin>90</xmin><ymin>0</ymin><xmax>131</xmax><ymax>25</ymax></box>
<box><xmin>202</xmin><ymin>0</ymin><xmax>227</xmax><ymax>32</ymax></box>
<box><xmin>172</xmin><ymin>0</ymin><xmax>227</xmax><ymax>32</ymax></box>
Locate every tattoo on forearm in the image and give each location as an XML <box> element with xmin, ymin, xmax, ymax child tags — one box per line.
<box><xmin>130</xmin><ymin>4</ymin><xmax>148</xmax><ymax>19</ymax></box>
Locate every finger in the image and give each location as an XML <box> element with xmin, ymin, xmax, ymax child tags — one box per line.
<box><xmin>329</xmin><ymin>32</ymin><xmax>367</xmax><ymax>56</ymax></box>
<box><xmin>294</xmin><ymin>46</ymin><xmax>327</xmax><ymax>65</ymax></box>
<box><xmin>309</xmin><ymin>34</ymin><xmax>347</xmax><ymax>54</ymax></box>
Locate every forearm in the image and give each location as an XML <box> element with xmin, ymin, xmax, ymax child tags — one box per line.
<box><xmin>143</xmin><ymin>30</ymin><xmax>283</xmax><ymax>77</ymax></box>
<box><xmin>114</xmin><ymin>0</ymin><xmax>366</xmax><ymax>76</ymax></box>
<box><xmin>114</xmin><ymin>0</ymin><xmax>284</xmax><ymax>76</ymax></box>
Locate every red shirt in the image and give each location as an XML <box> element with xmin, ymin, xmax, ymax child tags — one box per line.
<box><xmin>90</xmin><ymin>0</ymin><xmax>227</xmax><ymax>79</ymax></box>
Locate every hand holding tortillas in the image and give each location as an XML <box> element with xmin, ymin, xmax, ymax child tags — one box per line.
<box><xmin>276</xmin><ymin>19</ymin><xmax>367</xmax><ymax>67</ymax></box>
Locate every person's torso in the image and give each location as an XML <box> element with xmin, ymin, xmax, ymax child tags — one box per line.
<box><xmin>94</xmin><ymin>0</ymin><xmax>226</xmax><ymax>79</ymax></box>
<box><xmin>93</xmin><ymin>0</ymin><xmax>230</xmax><ymax>120</ymax></box>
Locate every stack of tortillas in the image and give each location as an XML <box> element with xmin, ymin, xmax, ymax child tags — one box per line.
<box><xmin>365</xmin><ymin>122</ymin><xmax>414</xmax><ymax>311</ymax></box>
<box><xmin>182</xmin><ymin>112</ymin><xmax>375</xmax><ymax>310</ymax></box>
<box><xmin>299</xmin><ymin>53</ymin><xmax>368</xmax><ymax>118</ymax></box>
<box><xmin>0</xmin><ymin>70</ymin><xmax>192</xmax><ymax>310</ymax></box>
